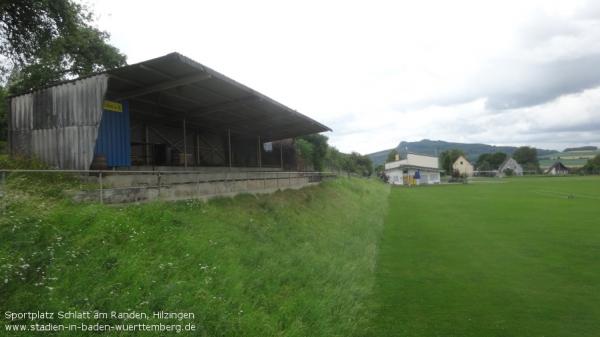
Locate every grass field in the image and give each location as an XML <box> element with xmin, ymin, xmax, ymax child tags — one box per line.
<box><xmin>369</xmin><ymin>177</ymin><xmax>600</xmax><ymax>337</ymax></box>
<box><xmin>0</xmin><ymin>177</ymin><xmax>389</xmax><ymax>337</ymax></box>
<box><xmin>3</xmin><ymin>169</ymin><xmax>600</xmax><ymax>336</ymax></box>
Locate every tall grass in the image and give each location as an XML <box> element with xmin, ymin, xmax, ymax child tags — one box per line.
<box><xmin>0</xmin><ymin>176</ymin><xmax>389</xmax><ymax>336</ymax></box>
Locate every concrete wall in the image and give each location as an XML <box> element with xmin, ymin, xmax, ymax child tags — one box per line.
<box><xmin>72</xmin><ymin>171</ymin><xmax>332</xmax><ymax>204</ymax></box>
<box><xmin>406</xmin><ymin>153</ymin><xmax>439</xmax><ymax>169</ymax></box>
<box><xmin>385</xmin><ymin>153</ymin><xmax>439</xmax><ymax>170</ymax></box>
<box><xmin>385</xmin><ymin>167</ymin><xmax>441</xmax><ymax>186</ymax></box>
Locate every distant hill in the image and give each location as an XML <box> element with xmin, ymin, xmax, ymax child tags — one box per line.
<box><xmin>368</xmin><ymin>139</ymin><xmax>557</xmax><ymax>166</ymax></box>
<box><xmin>539</xmin><ymin>148</ymin><xmax>600</xmax><ymax>168</ymax></box>
<box><xmin>563</xmin><ymin>146</ymin><xmax>597</xmax><ymax>152</ymax></box>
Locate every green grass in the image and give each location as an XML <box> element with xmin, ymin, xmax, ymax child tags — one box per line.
<box><xmin>370</xmin><ymin>177</ymin><xmax>600</xmax><ymax>337</ymax></box>
<box><xmin>0</xmin><ymin>177</ymin><xmax>389</xmax><ymax>337</ymax></box>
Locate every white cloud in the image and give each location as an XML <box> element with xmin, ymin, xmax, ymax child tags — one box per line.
<box><xmin>83</xmin><ymin>0</ymin><xmax>600</xmax><ymax>153</ymax></box>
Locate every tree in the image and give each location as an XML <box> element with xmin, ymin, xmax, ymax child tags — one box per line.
<box><xmin>439</xmin><ymin>149</ymin><xmax>465</xmax><ymax>174</ymax></box>
<box><xmin>0</xmin><ymin>0</ymin><xmax>126</xmax><ymax>94</ymax></box>
<box><xmin>353</xmin><ymin>152</ymin><xmax>373</xmax><ymax>177</ymax></box>
<box><xmin>386</xmin><ymin>149</ymin><xmax>399</xmax><ymax>163</ymax></box>
<box><xmin>0</xmin><ymin>84</ymin><xmax>6</xmax><ymax>143</ymax></box>
<box><xmin>476</xmin><ymin>152</ymin><xmax>507</xmax><ymax>170</ymax></box>
<box><xmin>324</xmin><ymin>147</ymin><xmax>345</xmax><ymax>172</ymax></box>
<box><xmin>513</xmin><ymin>146</ymin><xmax>539</xmax><ymax>172</ymax></box>
<box><xmin>296</xmin><ymin>134</ymin><xmax>328</xmax><ymax>171</ymax></box>
<box><xmin>583</xmin><ymin>154</ymin><xmax>600</xmax><ymax>174</ymax></box>
<box><xmin>295</xmin><ymin>138</ymin><xmax>314</xmax><ymax>169</ymax></box>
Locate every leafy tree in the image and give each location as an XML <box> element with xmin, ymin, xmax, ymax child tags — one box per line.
<box><xmin>324</xmin><ymin>147</ymin><xmax>345</xmax><ymax>172</ymax></box>
<box><xmin>513</xmin><ymin>146</ymin><xmax>539</xmax><ymax>172</ymax></box>
<box><xmin>352</xmin><ymin>152</ymin><xmax>373</xmax><ymax>177</ymax></box>
<box><xmin>296</xmin><ymin>134</ymin><xmax>328</xmax><ymax>171</ymax></box>
<box><xmin>296</xmin><ymin>134</ymin><xmax>372</xmax><ymax>176</ymax></box>
<box><xmin>0</xmin><ymin>0</ymin><xmax>126</xmax><ymax>94</ymax></box>
<box><xmin>476</xmin><ymin>152</ymin><xmax>507</xmax><ymax>170</ymax></box>
<box><xmin>295</xmin><ymin>138</ymin><xmax>314</xmax><ymax>168</ymax></box>
<box><xmin>386</xmin><ymin>149</ymin><xmax>399</xmax><ymax>163</ymax></box>
<box><xmin>0</xmin><ymin>84</ymin><xmax>6</xmax><ymax>143</ymax></box>
<box><xmin>439</xmin><ymin>149</ymin><xmax>465</xmax><ymax>174</ymax></box>
<box><xmin>583</xmin><ymin>154</ymin><xmax>600</xmax><ymax>174</ymax></box>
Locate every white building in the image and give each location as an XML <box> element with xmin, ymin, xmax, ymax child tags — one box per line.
<box><xmin>385</xmin><ymin>153</ymin><xmax>441</xmax><ymax>186</ymax></box>
<box><xmin>452</xmin><ymin>155</ymin><xmax>474</xmax><ymax>177</ymax></box>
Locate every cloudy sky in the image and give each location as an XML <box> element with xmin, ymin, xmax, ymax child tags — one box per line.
<box><xmin>86</xmin><ymin>0</ymin><xmax>600</xmax><ymax>154</ymax></box>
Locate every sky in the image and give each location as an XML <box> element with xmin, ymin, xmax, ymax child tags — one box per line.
<box><xmin>85</xmin><ymin>0</ymin><xmax>600</xmax><ymax>154</ymax></box>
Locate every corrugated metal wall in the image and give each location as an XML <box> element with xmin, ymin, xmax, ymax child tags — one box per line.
<box><xmin>94</xmin><ymin>101</ymin><xmax>131</xmax><ymax>167</ymax></box>
<box><xmin>9</xmin><ymin>75</ymin><xmax>108</xmax><ymax>170</ymax></box>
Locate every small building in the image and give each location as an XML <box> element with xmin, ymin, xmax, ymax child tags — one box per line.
<box><xmin>545</xmin><ymin>161</ymin><xmax>569</xmax><ymax>175</ymax></box>
<box><xmin>384</xmin><ymin>153</ymin><xmax>441</xmax><ymax>186</ymax></box>
<box><xmin>497</xmin><ymin>157</ymin><xmax>523</xmax><ymax>177</ymax></box>
<box><xmin>452</xmin><ymin>155</ymin><xmax>474</xmax><ymax>177</ymax></box>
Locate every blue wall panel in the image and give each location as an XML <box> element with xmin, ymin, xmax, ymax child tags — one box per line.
<box><xmin>94</xmin><ymin>101</ymin><xmax>131</xmax><ymax>167</ymax></box>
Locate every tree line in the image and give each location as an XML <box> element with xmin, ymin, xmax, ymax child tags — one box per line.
<box><xmin>295</xmin><ymin>134</ymin><xmax>373</xmax><ymax>177</ymax></box>
<box><xmin>437</xmin><ymin>146</ymin><xmax>541</xmax><ymax>175</ymax></box>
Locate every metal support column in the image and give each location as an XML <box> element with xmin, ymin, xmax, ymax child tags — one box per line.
<box><xmin>280</xmin><ymin>142</ymin><xmax>283</xmax><ymax>170</ymax></box>
<box><xmin>144</xmin><ymin>125</ymin><xmax>150</xmax><ymax>165</ymax></box>
<box><xmin>228</xmin><ymin>128</ymin><xmax>232</xmax><ymax>168</ymax></box>
<box><xmin>183</xmin><ymin>118</ymin><xmax>187</xmax><ymax>168</ymax></box>
<box><xmin>257</xmin><ymin>136</ymin><xmax>262</xmax><ymax>168</ymax></box>
<box><xmin>196</xmin><ymin>132</ymin><xmax>200</xmax><ymax>166</ymax></box>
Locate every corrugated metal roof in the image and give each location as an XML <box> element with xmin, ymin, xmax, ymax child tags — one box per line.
<box><xmin>10</xmin><ymin>52</ymin><xmax>331</xmax><ymax>142</ymax></box>
<box><xmin>106</xmin><ymin>53</ymin><xmax>331</xmax><ymax>141</ymax></box>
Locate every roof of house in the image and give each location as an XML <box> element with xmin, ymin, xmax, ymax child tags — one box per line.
<box><xmin>453</xmin><ymin>155</ymin><xmax>472</xmax><ymax>166</ymax></box>
<box><xmin>385</xmin><ymin>164</ymin><xmax>442</xmax><ymax>172</ymax></box>
<box><xmin>545</xmin><ymin>161</ymin><xmax>570</xmax><ymax>173</ymax></box>
<box><xmin>498</xmin><ymin>157</ymin><xmax>522</xmax><ymax>170</ymax></box>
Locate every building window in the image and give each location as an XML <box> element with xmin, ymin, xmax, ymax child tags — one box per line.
<box><xmin>263</xmin><ymin>142</ymin><xmax>273</xmax><ymax>152</ymax></box>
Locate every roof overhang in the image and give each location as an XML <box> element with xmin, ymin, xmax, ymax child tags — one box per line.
<box><xmin>11</xmin><ymin>52</ymin><xmax>331</xmax><ymax>142</ymax></box>
<box><xmin>385</xmin><ymin>165</ymin><xmax>442</xmax><ymax>172</ymax></box>
<box><xmin>105</xmin><ymin>53</ymin><xmax>331</xmax><ymax>141</ymax></box>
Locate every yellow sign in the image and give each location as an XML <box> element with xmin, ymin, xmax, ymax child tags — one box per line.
<box><xmin>103</xmin><ymin>100</ymin><xmax>123</xmax><ymax>112</ymax></box>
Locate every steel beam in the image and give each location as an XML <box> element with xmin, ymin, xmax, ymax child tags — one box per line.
<box><xmin>114</xmin><ymin>73</ymin><xmax>211</xmax><ymax>101</ymax></box>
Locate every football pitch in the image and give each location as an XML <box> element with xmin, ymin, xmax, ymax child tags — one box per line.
<box><xmin>370</xmin><ymin>177</ymin><xmax>600</xmax><ymax>337</ymax></box>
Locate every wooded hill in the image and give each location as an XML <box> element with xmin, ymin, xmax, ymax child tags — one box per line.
<box><xmin>368</xmin><ymin>139</ymin><xmax>557</xmax><ymax>166</ymax></box>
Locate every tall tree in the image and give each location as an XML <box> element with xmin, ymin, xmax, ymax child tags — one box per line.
<box><xmin>0</xmin><ymin>0</ymin><xmax>126</xmax><ymax>94</ymax></box>
<box><xmin>439</xmin><ymin>149</ymin><xmax>465</xmax><ymax>174</ymax></box>
<box><xmin>513</xmin><ymin>146</ymin><xmax>539</xmax><ymax>172</ymax></box>
<box><xmin>583</xmin><ymin>154</ymin><xmax>600</xmax><ymax>174</ymax></box>
<box><xmin>476</xmin><ymin>152</ymin><xmax>507</xmax><ymax>170</ymax></box>
<box><xmin>386</xmin><ymin>149</ymin><xmax>399</xmax><ymax>162</ymax></box>
<box><xmin>297</xmin><ymin>134</ymin><xmax>328</xmax><ymax>171</ymax></box>
<box><xmin>0</xmin><ymin>84</ymin><xmax>6</xmax><ymax>143</ymax></box>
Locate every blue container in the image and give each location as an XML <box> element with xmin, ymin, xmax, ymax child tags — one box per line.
<box><xmin>94</xmin><ymin>100</ymin><xmax>131</xmax><ymax>167</ymax></box>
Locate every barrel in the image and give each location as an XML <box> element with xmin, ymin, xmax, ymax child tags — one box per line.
<box><xmin>90</xmin><ymin>154</ymin><xmax>108</xmax><ymax>170</ymax></box>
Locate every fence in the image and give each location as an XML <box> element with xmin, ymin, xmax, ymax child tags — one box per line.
<box><xmin>0</xmin><ymin>169</ymin><xmax>337</xmax><ymax>204</ymax></box>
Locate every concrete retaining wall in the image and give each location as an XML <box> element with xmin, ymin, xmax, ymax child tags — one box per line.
<box><xmin>72</xmin><ymin>172</ymin><xmax>329</xmax><ymax>204</ymax></box>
